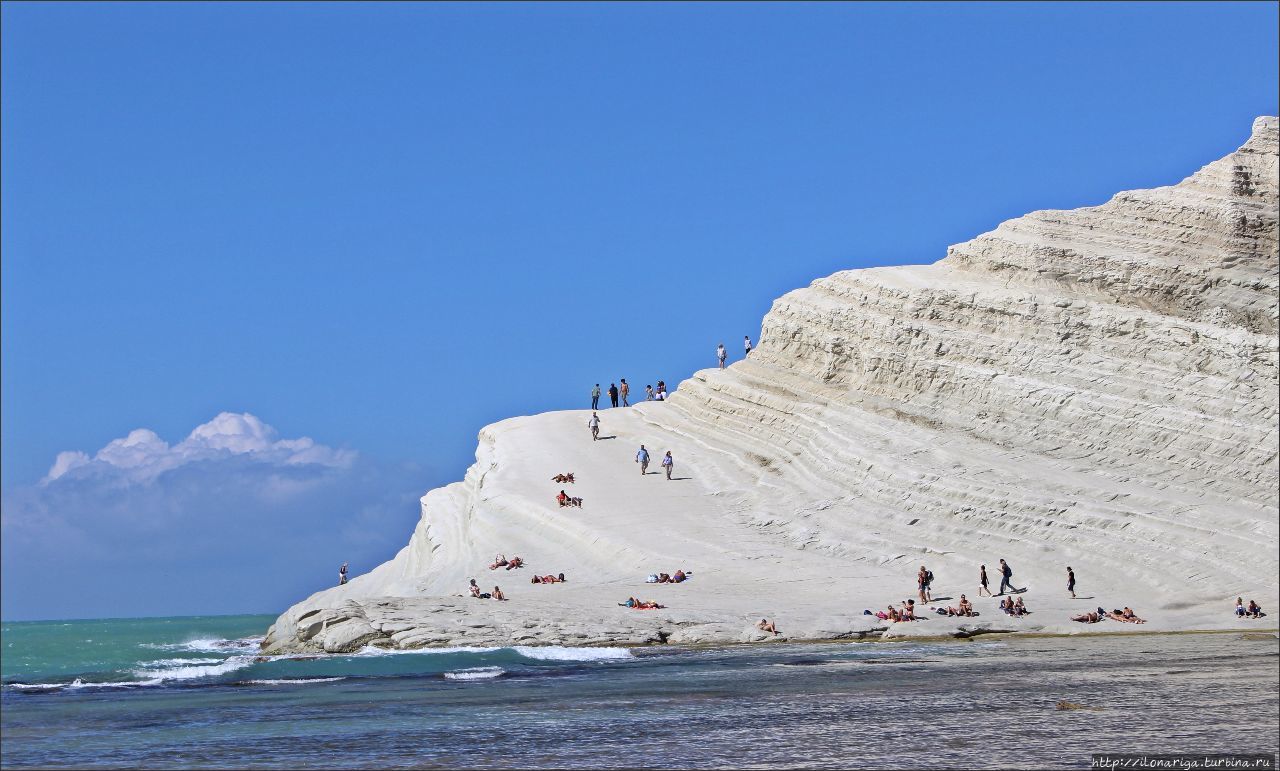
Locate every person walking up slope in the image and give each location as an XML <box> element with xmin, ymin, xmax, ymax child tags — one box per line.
<box><xmin>978</xmin><ymin>565</ymin><xmax>992</xmax><ymax>597</ymax></box>
<box><xmin>591</xmin><ymin>384</ymin><xmax>601</xmax><ymax>410</ymax></box>
<box><xmin>717</xmin><ymin>343</ymin><xmax>727</xmax><ymax>369</ymax></box>
<box><xmin>997</xmin><ymin>559</ymin><xmax>1016</xmax><ymax>596</ymax></box>
<box><xmin>608</xmin><ymin>383</ymin><xmax>619</xmax><ymax>408</ymax></box>
<box><xmin>588</xmin><ymin>412</ymin><xmax>600</xmax><ymax>441</ymax></box>
<box><xmin>636</xmin><ymin>445</ymin><xmax>650</xmax><ymax>475</ymax></box>
<box><xmin>662</xmin><ymin>451</ymin><xmax>674</xmax><ymax>480</ymax></box>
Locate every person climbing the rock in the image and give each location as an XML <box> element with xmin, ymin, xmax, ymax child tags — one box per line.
<box><xmin>608</xmin><ymin>382</ymin><xmax>619</xmax><ymax>408</ymax></box>
<box><xmin>744</xmin><ymin>335</ymin><xmax>753</xmax><ymax>357</ymax></box>
<box><xmin>662</xmin><ymin>450</ymin><xmax>674</xmax><ymax>480</ymax></box>
<box><xmin>589</xmin><ymin>412</ymin><xmax>600</xmax><ymax>441</ymax></box>
<box><xmin>636</xmin><ymin>445</ymin><xmax>650</xmax><ymax>475</ymax></box>
<box><xmin>717</xmin><ymin>343</ymin><xmax>727</xmax><ymax>369</ymax></box>
<box><xmin>620</xmin><ymin>379</ymin><xmax>630</xmax><ymax>407</ymax></box>
<box><xmin>591</xmin><ymin>383</ymin><xmax>601</xmax><ymax>410</ymax></box>
<box><xmin>338</xmin><ymin>562</ymin><xmax>348</xmax><ymax>586</ymax></box>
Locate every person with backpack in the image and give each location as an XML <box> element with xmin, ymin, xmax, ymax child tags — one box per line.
<box><xmin>608</xmin><ymin>383</ymin><xmax>619</xmax><ymax>408</ymax></box>
<box><xmin>918</xmin><ymin>565</ymin><xmax>933</xmax><ymax>602</ymax></box>
<box><xmin>588</xmin><ymin>412</ymin><xmax>600</xmax><ymax>441</ymax></box>
<box><xmin>636</xmin><ymin>445</ymin><xmax>650</xmax><ymax>475</ymax></box>
<box><xmin>997</xmin><ymin>558</ymin><xmax>1016</xmax><ymax>595</ymax></box>
<box><xmin>717</xmin><ymin>343</ymin><xmax>727</xmax><ymax>369</ymax></box>
<box><xmin>591</xmin><ymin>384</ymin><xmax>601</xmax><ymax>410</ymax></box>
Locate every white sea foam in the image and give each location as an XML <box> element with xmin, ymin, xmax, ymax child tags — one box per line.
<box><xmin>444</xmin><ymin>667</ymin><xmax>505</xmax><ymax>680</ymax></box>
<box><xmin>140</xmin><ymin>637</ymin><xmax>262</xmax><ymax>654</ymax></box>
<box><xmin>137</xmin><ymin>657</ymin><xmax>224</xmax><ymax>668</ymax></box>
<box><xmin>131</xmin><ymin>655</ymin><xmax>255</xmax><ymax>682</ymax></box>
<box><xmin>513</xmin><ymin>646</ymin><xmax>633</xmax><ymax>662</ymax></box>
<box><xmin>353</xmin><ymin>644</ymin><xmax>501</xmax><ymax>657</ymax></box>
<box><xmin>10</xmin><ymin>678</ymin><xmax>164</xmax><ymax>691</ymax></box>
<box><xmin>244</xmin><ymin>677</ymin><xmax>347</xmax><ymax>685</ymax></box>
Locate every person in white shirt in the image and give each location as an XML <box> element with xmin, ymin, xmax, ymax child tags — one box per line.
<box><xmin>588</xmin><ymin>412</ymin><xmax>600</xmax><ymax>441</ymax></box>
<box><xmin>744</xmin><ymin>335</ymin><xmax>753</xmax><ymax>356</ymax></box>
<box><xmin>717</xmin><ymin>343</ymin><xmax>727</xmax><ymax>369</ymax></box>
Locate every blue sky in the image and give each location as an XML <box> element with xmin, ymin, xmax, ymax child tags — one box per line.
<box><xmin>2</xmin><ymin>2</ymin><xmax>1276</xmax><ymax>621</ymax></box>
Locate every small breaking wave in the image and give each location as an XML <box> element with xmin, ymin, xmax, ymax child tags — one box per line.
<box><xmin>444</xmin><ymin>667</ymin><xmax>505</xmax><ymax>681</ymax></box>
<box><xmin>131</xmin><ymin>655</ymin><xmax>255</xmax><ymax>682</ymax></box>
<box><xmin>8</xmin><ymin>678</ymin><xmax>163</xmax><ymax>692</ymax></box>
<box><xmin>243</xmin><ymin>677</ymin><xmax>347</xmax><ymax>686</ymax></box>
<box><xmin>140</xmin><ymin>637</ymin><xmax>262</xmax><ymax>654</ymax></box>
<box><xmin>513</xmin><ymin>646</ymin><xmax>633</xmax><ymax>662</ymax></box>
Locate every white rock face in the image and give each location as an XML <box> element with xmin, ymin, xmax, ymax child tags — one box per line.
<box><xmin>262</xmin><ymin>117</ymin><xmax>1279</xmax><ymax>654</ymax></box>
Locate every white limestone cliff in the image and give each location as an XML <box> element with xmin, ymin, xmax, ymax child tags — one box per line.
<box><xmin>262</xmin><ymin>117</ymin><xmax>1279</xmax><ymax>654</ymax></box>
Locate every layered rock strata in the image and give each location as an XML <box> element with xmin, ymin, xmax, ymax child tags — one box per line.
<box><xmin>262</xmin><ymin>117</ymin><xmax>1279</xmax><ymax>654</ymax></box>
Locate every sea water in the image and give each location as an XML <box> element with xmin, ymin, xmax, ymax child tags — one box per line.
<box><xmin>2</xmin><ymin>615</ymin><xmax>1277</xmax><ymax>769</ymax></box>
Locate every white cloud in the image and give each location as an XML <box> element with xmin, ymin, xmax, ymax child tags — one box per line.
<box><xmin>41</xmin><ymin>412</ymin><xmax>355</xmax><ymax>485</ymax></box>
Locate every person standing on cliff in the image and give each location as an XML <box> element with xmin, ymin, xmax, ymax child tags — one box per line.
<box><xmin>620</xmin><ymin>379</ymin><xmax>630</xmax><ymax>407</ymax></box>
<box><xmin>645</xmin><ymin>384</ymin><xmax>654</xmax><ymax>401</ymax></box>
<box><xmin>717</xmin><ymin>343</ymin><xmax>727</xmax><ymax>369</ymax></box>
<box><xmin>636</xmin><ymin>445</ymin><xmax>650</xmax><ymax>475</ymax></box>
<box><xmin>338</xmin><ymin>562</ymin><xmax>348</xmax><ymax>586</ymax></box>
<box><xmin>591</xmin><ymin>383</ymin><xmax>601</xmax><ymax>410</ymax></box>
<box><xmin>744</xmin><ymin>335</ymin><xmax>753</xmax><ymax>357</ymax></box>
<box><xmin>608</xmin><ymin>382</ymin><xmax>619</xmax><ymax>408</ymax></box>
<box><xmin>662</xmin><ymin>450</ymin><xmax>674</xmax><ymax>480</ymax></box>
<box><xmin>589</xmin><ymin>412</ymin><xmax>600</xmax><ymax>441</ymax></box>
<box><xmin>1067</xmin><ymin>566</ymin><xmax>1077</xmax><ymax>598</ymax></box>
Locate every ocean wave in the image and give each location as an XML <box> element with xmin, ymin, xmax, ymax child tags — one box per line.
<box><xmin>243</xmin><ymin>677</ymin><xmax>347</xmax><ymax>685</ymax></box>
<box><xmin>131</xmin><ymin>655</ymin><xmax>255</xmax><ymax>682</ymax></box>
<box><xmin>137</xmin><ymin>657</ymin><xmax>224</xmax><ymax>668</ymax></box>
<box><xmin>513</xmin><ymin>646</ymin><xmax>633</xmax><ymax>662</ymax></box>
<box><xmin>353</xmin><ymin>644</ymin><xmax>501</xmax><ymax>657</ymax></box>
<box><xmin>140</xmin><ymin>637</ymin><xmax>262</xmax><ymax>654</ymax></box>
<box><xmin>443</xmin><ymin>667</ymin><xmax>505</xmax><ymax>681</ymax></box>
<box><xmin>8</xmin><ymin>677</ymin><xmax>164</xmax><ymax>692</ymax></box>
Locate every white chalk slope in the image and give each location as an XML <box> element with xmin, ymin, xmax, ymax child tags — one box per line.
<box><xmin>262</xmin><ymin>117</ymin><xmax>1279</xmax><ymax>653</ymax></box>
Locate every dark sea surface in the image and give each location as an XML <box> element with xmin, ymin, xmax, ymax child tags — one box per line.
<box><xmin>2</xmin><ymin>615</ymin><xmax>1277</xmax><ymax>769</ymax></box>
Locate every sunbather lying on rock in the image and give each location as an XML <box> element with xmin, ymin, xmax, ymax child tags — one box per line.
<box><xmin>1072</xmin><ymin>610</ymin><xmax>1103</xmax><ymax>623</ymax></box>
<box><xmin>532</xmin><ymin>573</ymin><xmax>566</xmax><ymax>584</ymax></box>
<box><xmin>620</xmin><ymin>597</ymin><xmax>664</xmax><ymax>609</ymax></box>
<box><xmin>551</xmin><ymin>473</ymin><xmax>575</xmax><ymax>484</ymax></box>
<box><xmin>757</xmin><ymin>618</ymin><xmax>779</xmax><ymax>635</ymax></box>
<box><xmin>505</xmin><ymin>556</ymin><xmax>524</xmax><ymax>571</ymax></box>
<box><xmin>488</xmin><ymin>554</ymin><xmax>508</xmax><ymax>570</ymax></box>
<box><xmin>1108</xmin><ymin>607</ymin><xmax>1145</xmax><ymax>624</ymax></box>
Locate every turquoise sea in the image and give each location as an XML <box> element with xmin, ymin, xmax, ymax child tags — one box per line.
<box><xmin>2</xmin><ymin>615</ymin><xmax>1277</xmax><ymax>769</ymax></box>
